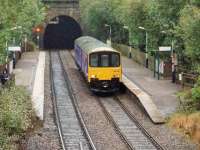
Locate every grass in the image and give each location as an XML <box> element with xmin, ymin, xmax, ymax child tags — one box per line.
<box><xmin>0</xmin><ymin>81</ymin><xmax>35</xmax><ymax>149</ymax></box>
<box><xmin>169</xmin><ymin>112</ymin><xmax>200</xmax><ymax>144</ymax></box>
<box><xmin>168</xmin><ymin>88</ymin><xmax>200</xmax><ymax>147</ymax></box>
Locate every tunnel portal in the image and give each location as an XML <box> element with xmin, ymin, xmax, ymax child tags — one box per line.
<box><xmin>43</xmin><ymin>15</ymin><xmax>82</xmax><ymax>49</ymax></box>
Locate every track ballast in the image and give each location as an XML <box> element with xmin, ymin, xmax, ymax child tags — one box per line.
<box><xmin>50</xmin><ymin>51</ymin><xmax>96</xmax><ymax>150</ymax></box>
<box><xmin>98</xmin><ymin>96</ymin><xmax>164</xmax><ymax>150</ymax></box>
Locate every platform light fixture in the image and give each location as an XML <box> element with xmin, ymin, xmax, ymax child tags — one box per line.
<box><xmin>138</xmin><ymin>26</ymin><xmax>148</xmax><ymax>68</ymax></box>
<box><xmin>10</xmin><ymin>26</ymin><xmax>23</xmax><ymax>45</ymax></box>
<box><xmin>123</xmin><ymin>25</ymin><xmax>132</xmax><ymax>58</ymax></box>
<box><xmin>138</xmin><ymin>26</ymin><xmax>145</xmax><ymax>30</ymax></box>
<box><xmin>105</xmin><ymin>24</ymin><xmax>112</xmax><ymax>43</ymax></box>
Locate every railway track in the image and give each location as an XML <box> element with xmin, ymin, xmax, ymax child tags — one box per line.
<box><xmin>98</xmin><ymin>95</ymin><xmax>165</xmax><ymax>150</ymax></box>
<box><xmin>49</xmin><ymin>51</ymin><xmax>96</xmax><ymax>150</ymax></box>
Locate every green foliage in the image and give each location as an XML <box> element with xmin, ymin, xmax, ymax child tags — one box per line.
<box><xmin>177</xmin><ymin>90</ymin><xmax>197</xmax><ymax>113</ymax></box>
<box><xmin>177</xmin><ymin>77</ymin><xmax>200</xmax><ymax>113</ymax></box>
<box><xmin>191</xmin><ymin>77</ymin><xmax>200</xmax><ymax>102</ymax></box>
<box><xmin>0</xmin><ymin>0</ymin><xmax>45</xmax><ymax>64</ymax></box>
<box><xmin>0</xmin><ymin>128</ymin><xmax>10</xmax><ymax>150</ymax></box>
<box><xmin>80</xmin><ymin>0</ymin><xmax>200</xmax><ymax>70</ymax></box>
<box><xmin>177</xmin><ymin>5</ymin><xmax>200</xmax><ymax>69</ymax></box>
<box><xmin>0</xmin><ymin>82</ymin><xmax>34</xmax><ymax>149</ymax></box>
<box><xmin>0</xmin><ymin>85</ymin><xmax>33</xmax><ymax>134</ymax></box>
<box><xmin>191</xmin><ymin>87</ymin><xmax>200</xmax><ymax>102</ymax></box>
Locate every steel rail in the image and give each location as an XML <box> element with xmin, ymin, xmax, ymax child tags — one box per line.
<box><xmin>69</xmin><ymin>49</ymin><xmax>163</xmax><ymax>149</ymax></box>
<box><xmin>58</xmin><ymin>51</ymin><xmax>97</xmax><ymax>150</ymax></box>
<box><xmin>49</xmin><ymin>51</ymin><xmax>67</xmax><ymax>150</ymax></box>
<box><xmin>97</xmin><ymin>98</ymin><xmax>135</xmax><ymax>150</ymax></box>
<box><xmin>114</xmin><ymin>96</ymin><xmax>165</xmax><ymax>150</ymax></box>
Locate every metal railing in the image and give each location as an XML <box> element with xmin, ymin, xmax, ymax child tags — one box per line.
<box><xmin>176</xmin><ymin>66</ymin><xmax>199</xmax><ymax>88</ymax></box>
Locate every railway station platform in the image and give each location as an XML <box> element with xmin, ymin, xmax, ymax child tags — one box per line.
<box><xmin>14</xmin><ymin>51</ymin><xmax>45</xmax><ymax>120</ymax></box>
<box><xmin>14</xmin><ymin>52</ymin><xmax>39</xmax><ymax>92</ymax></box>
<box><xmin>122</xmin><ymin>56</ymin><xmax>181</xmax><ymax>119</ymax></box>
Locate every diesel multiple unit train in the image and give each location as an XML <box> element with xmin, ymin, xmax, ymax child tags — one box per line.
<box><xmin>74</xmin><ymin>36</ymin><xmax>122</xmax><ymax>92</ymax></box>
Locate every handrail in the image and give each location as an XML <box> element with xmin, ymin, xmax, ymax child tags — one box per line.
<box><xmin>181</xmin><ymin>72</ymin><xmax>199</xmax><ymax>88</ymax></box>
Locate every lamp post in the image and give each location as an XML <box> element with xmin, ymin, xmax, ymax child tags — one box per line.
<box><xmin>6</xmin><ymin>26</ymin><xmax>23</xmax><ymax>69</ymax></box>
<box><xmin>138</xmin><ymin>26</ymin><xmax>148</xmax><ymax>68</ymax></box>
<box><xmin>123</xmin><ymin>25</ymin><xmax>132</xmax><ymax>58</ymax></box>
<box><xmin>10</xmin><ymin>26</ymin><xmax>22</xmax><ymax>45</ymax></box>
<box><xmin>24</xmin><ymin>35</ymin><xmax>27</xmax><ymax>52</ymax></box>
<box><xmin>6</xmin><ymin>26</ymin><xmax>23</xmax><ymax>52</ymax></box>
<box><xmin>105</xmin><ymin>24</ymin><xmax>112</xmax><ymax>44</ymax></box>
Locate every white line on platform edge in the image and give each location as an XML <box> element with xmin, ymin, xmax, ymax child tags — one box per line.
<box><xmin>32</xmin><ymin>51</ymin><xmax>45</xmax><ymax>120</ymax></box>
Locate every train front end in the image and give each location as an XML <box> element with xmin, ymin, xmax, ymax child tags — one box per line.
<box><xmin>88</xmin><ymin>50</ymin><xmax>122</xmax><ymax>93</ymax></box>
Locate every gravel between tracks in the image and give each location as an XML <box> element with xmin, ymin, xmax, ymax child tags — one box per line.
<box><xmin>117</xmin><ymin>93</ymin><xmax>198</xmax><ymax>150</ymax></box>
<box><xmin>22</xmin><ymin>51</ymin><xmax>61</xmax><ymax>150</ymax></box>
<box><xmin>60</xmin><ymin>50</ymin><xmax>129</xmax><ymax>150</ymax></box>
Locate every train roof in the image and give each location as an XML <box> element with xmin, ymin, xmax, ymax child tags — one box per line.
<box><xmin>75</xmin><ymin>36</ymin><xmax>118</xmax><ymax>54</ymax></box>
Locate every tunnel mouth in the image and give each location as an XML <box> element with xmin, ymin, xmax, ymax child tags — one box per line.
<box><xmin>43</xmin><ymin>15</ymin><xmax>82</xmax><ymax>50</ymax></box>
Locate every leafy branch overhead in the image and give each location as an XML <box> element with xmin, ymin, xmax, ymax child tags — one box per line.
<box><xmin>0</xmin><ymin>0</ymin><xmax>45</xmax><ymax>64</ymax></box>
<box><xmin>80</xmin><ymin>0</ymin><xmax>200</xmax><ymax>71</ymax></box>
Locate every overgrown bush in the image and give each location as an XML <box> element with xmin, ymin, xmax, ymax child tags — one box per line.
<box><xmin>80</xmin><ymin>0</ymin><xmax>200</xmax><ymax>71</ymax></box>
<box><xmin>0</xmin><ymin>128</ymin><xmax>10</xmax><ymax>150</ymax></box>
<box><xmin>170</xmin><ymin>78</ymin><xmax>200</xmax><ymax>145</ymax></box>
<box><xmin>178</xmin><ymin>77</ymin><xmax>200</xmax><ymax>112</ymax></box>
<box><xmin>192</xmin><ymin>77</ymin><xmax>200</xmax><ymax>103</ymax></box>
<box><xmin>0</xmin><ymin>82</ymin><xmax>34</xmax><ymax>149</ymax></box>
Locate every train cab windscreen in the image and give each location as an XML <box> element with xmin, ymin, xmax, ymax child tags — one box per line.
<box><xmin>90</xmin><ymin>52</ymin><xmax>120</xmax><ymax>67</ymax></box>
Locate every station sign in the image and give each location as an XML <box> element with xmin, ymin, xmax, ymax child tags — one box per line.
<box><xmin>8</xmin><ymin>46</ymin><xmax>21</xmax><ymax>52</ymax></box>
<box><xmin>159</xmin><ymin>46</ymin><xmax>171</xmax><ymax>52</ymax></box>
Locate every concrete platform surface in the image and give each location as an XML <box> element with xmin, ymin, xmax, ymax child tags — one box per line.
<box><xmin>14</xmin><ymin>52</ymin><xmax>39</xmax><ymax>92</ymax></box>
<box><xmin>122</xmin><ymin>56</ymin><xmax>181</xmax><ymax>118</ymax></box>
<box><xmin>14</xmin><ymin>51</ymin><xmax>45</xmax><ymax>120</ymax></box>
<box><xmin>123</xmin><ymin>75</ymin><xmax>165</xmax><ymax>123</ymax></box>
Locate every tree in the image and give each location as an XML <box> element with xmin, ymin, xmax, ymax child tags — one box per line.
<box><xmin>80</xmin><ymin>0</ymin><xmax>200</xmax><ymax>71</ymax></box>
<box><xmin>0</xmin><ymin>0</ymin><xmax>45</xmax><ymax>64</ymax></box>
<box><xmin>177</xmin><ymin>5</ymin><xmax>200</xmax><ymax>70</ymax></box>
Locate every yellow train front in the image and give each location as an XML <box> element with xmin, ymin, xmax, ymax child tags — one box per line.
<box><xmin>75</xmin><ymin>36</ymin><xmax>122</xmax><ymax>93</ymax></box>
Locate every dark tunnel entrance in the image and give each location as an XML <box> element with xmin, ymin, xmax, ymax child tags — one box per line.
<box><xmin>43</xmin><ymin>15</ymin><xmax>82</xmax><ymax>49</ymax></box>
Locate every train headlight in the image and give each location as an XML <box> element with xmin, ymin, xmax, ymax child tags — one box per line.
<box><xmin>113</xmin><ymin>75</ymin><xmax>118</xmax><ymax>78</ymax></box>
<box><xmin>91</xmin><ymin>75</ymin><xmax>96</xmax><ymax>78</ymax></box>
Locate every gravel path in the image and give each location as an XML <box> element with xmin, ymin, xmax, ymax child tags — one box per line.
<box><xmin>60</xmin><ymin>50</ymin><xmax>129</xmax><ymax>150</ymax></box>
<box><xmin>22</xmin><ymin>51</ymin><xmax>61</xmax><ymax>150</ymax></box>
<box><xmin>117</xmin><ymin>92</ymin><xmax>198</xmax><ymax>150</ymax></box>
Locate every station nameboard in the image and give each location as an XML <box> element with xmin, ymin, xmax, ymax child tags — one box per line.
<box><xmin>8</xmin><ymin>46</ymin><xmax>21</xmax><ymax>52</ymax></box>
<box><xmin>159</xmin><ymin>46</ymin><xmax>171</xmax><ymax>51</ymax></box>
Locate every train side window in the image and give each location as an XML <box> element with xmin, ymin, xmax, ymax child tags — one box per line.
<box><xmin>101</xmin><ymin>54</ymin><xmax>109</xmax><ymax>67</ymax></box>
<box><xmin>111</xmin><ymin>53</ymin><xmax>120</xmax><ymax>67</ymax></box>
<box><xmin>90</xmin><ymin>54</ymin><xmax>98</xmax><ymax>67</ymax></box>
